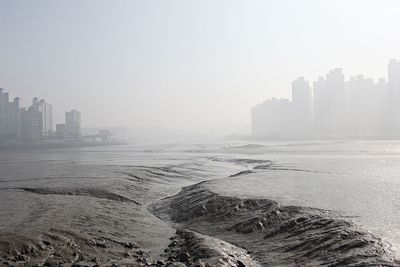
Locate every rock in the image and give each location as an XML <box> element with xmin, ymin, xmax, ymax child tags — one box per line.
<box><xmin>124</xmin><ymin>242</ymin><xmax>135</xmax><ymax>249</ymax></box>
<box><xmin>256</xmin><ymin>221</ymin><xmax>264</xmax><ymax>230</ymax></box>
<box><xmin>72</xmin><ymin>261</ymin><xmax>96</xmax><ymax>267</ymax></box>
<box><xmin>156</xmin><ymin>260</ymin><xmax>165</xmax><ymax>266</ymax></box>
<box><xmin>178</xmin><ymin>252</ymin><xmax>190</xmax><ymax>262</ymax></box>
<box><xmin>25</xmin><ymin>259</ymin><xmax>45</xmax><ymax>267</ymax></box>
<box><xmin>94</xmin><ymin>239</ymin><xmax>106</xmax><ymax>248</ymax></box>
<box><xmin>168</xmin><ymin>241</ymin><xmax>177</xmax><ymax>247</ymax></box>
<box><xmin>16</xmin><ymin>254</ymin><xmax>29</xmax><ymax>261</ymax></box>
<box><xmin>193</xmin><ymin>259</ymin><xmax>205</xmax><ymax>267</ymax></box>
<box><xmin>167</xmin><ymin>256</ymin><xmax>176</xmax><ymax>262</ymax></box>
<box><xmin>237</xmin><ymin>260</ymin><xmax>246</xmax><ymax>267</ymax></box>
<box><xmin>91</xmin><ymin>257</ymin><xmax>101</xmax><ymax>264</ymax></box>
<box><xmin>166</xmin><ymin>262</ymin><xmax>187</xmax><ymax>267</ymax></box>
<box><xmin>45</xmin><ymin>258</ymin><xmax>61</xmax><ymax>266</ymax></box>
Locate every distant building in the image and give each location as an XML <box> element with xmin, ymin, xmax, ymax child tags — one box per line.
<box><xmin>251</xmin><ymin>59</ymin><xmax>400</xmax><ymax>139</ymax></box>
<box><xmin>0</xmin><ymin>89</ymin><xmax>23</xmax><ymax>141</ymax></box>
<box><xmin>388</xmin><ymin>59</ymin><xmax>400</xmax><ymax>90</ymax></box>
<box><xmin>0</xmin><ymin>89</ymin><xmax>9</xmax><ymax>140</ymax></box>
<box><xmin>292</xmin><ymin>77</ymin><xmax>312</xmax><ymax>136</ymax></box>
<box><xmin>30</xmin><ymin>98</ymin><xmax>53</xmax><ymax>137</ymax></box>
<box><xmin>326</xmin><ymin>68</ymin><xmax>346</xmax><ymax>136</ymax></box>
<box><xmin>65</xmin><ymin>109</ymin><xmax>81</xmax><ymax>137</ymax></box>
<box><xmin>376</xmin><ymin>77</ymin><xmax>391</xmax><ymax>135</ymax></box>
<box><xmin>55</xmin><ymin>123</ymin><xmax>67</xmax><ymax>139</ymax></box>
<box><xmin>346</xmin><ymin>75</ymin><xmax>379</xmax><ymax>136</ymax></box>
<box><xmin>251</xmin><ymin>98</ymin><xmax>291</xmax><ymax>138</ymax></box>
<box><xmin>21</xmin><ymin>107</ymin><xmax>42</xmax><ymax>142</ymax></box>
<box><xmin>388</xmin><ymin>59</ymin><xmax>400</xmax><ymax>134</ymax></box>
<box><xmin>0</xmin><ymin>89</ymin><xmax>85</xmax><ymax>143</ymax></box>
<box><xmin>99</xmin><ymin>129</ymin><xmax>112</xmax><ymax>141</ymax></box>
<box><xmin>82</xmin><ymin>129</ymin><xmax>114</xmax><ymax>143</ymax></box>
<box><xmin>8</xmin><ymin>97</ymin><xmax>22</xmax><ymax>139</ymax></box>
<box><xmin>56</xmin><ymin>109</ymin><xmax>81</xmax><ymax>139</ymax></box>
<box><xmin>313</xmin><ymin>77</ymin><xmax>328</xmax><ymax>136</ymax></box>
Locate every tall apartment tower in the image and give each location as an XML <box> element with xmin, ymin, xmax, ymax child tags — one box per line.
<box><xmin>8</xmin><ymin>97</ymin><xmax>22</xmax><ymax>139</ymax></box>
<box><xmin>31</xmin><ymin>98</ymin><xmax>54</xmax><ymax>137</ymax></box>
<box><xmin>326</xmin><ymin>68</ymin><xmax>346</xmax><ymax>136</ymax></box>
<box><xmin>251</xmin><ymin>98</ymin><xmax>291</xmax><ymax>138</ymax></box>
<box><xmin>21</xmin><ymin>107</ymin><xmax>42</xmax><ymax>142</ymax></box>
<box><xmin>0</xmin><ymin>90</ymin><xmax>23</xmax><ymax>140</ymax></box>
<box><xmin>313</xmin><ymin>77</ymin><xmax>328</xmax><ymax>136</ymax></box>
<box><xmin>65</xmin><ymin>109</ymin><xmax>81</xmax><ymax>138</ymax></box>
<box><xmin>0</xmin><ymin>89</ymin><xmax>7</xmax><ymax>139</ymax></box>
<box><xmin>388</xmin><ymin>59</ymin><xmax>400</xmax><ymax>134</ymax></box>
<box><xmin>292</xmin><ymin>77</ymin><xmax>312</xmax><ymax>137</ymax></box>
<box><xmin>346</xmin><ymin>75</ymin><xmax>378</xmax><ymax>136</ymax></box>
<box><xmin>376</xmin><ymin>77</ymin><xmax>390</xmax><ymax>135</ymax></box>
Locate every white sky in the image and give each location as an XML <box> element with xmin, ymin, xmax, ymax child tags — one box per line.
<box><xmin>1</xmin><ymin>0</ymin><xmax>400</xmax><ymax>134</ymax></box>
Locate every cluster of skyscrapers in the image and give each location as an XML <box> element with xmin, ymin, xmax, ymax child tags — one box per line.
<box><xmin>252</xmin><ymin>59</ymin><xmax>400</xmax><ymax>139</ymax></box>
<box><xmin>0</xmin><ymin>88</ymin><xmax>81</xmax><ymax>143</ymax></box>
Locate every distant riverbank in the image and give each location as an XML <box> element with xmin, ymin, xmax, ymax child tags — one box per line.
<box><xmin>0</xmin><ymin>140</ymin><xmax>127</xmax><ymax>151</ymax></box>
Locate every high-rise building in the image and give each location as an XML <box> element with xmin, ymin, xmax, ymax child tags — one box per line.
<box><xmin>0</xmin><ymin>89</ymin><xmax>8</xmax><ymax>140</ymax></box>
<box><xmin>0</xmin><ymin>90</ymin><xmax>23</xmax><ymax>141</ymax></box>
<box><xmin>376</xmin><ymin>77</ymin><xmax>390</xmax><ymax>135</ymax></box>
<box><xmin>21</xmin><ymin>107</ymin><xmax>42</xmax><ymax>142</ymax></box>
<box><xmin>388</xmin><ymin>59</ymin><xmax>400</xmax><ymax>134</ymax></box>
<box><xmin>8</xmin><ymin>97</ymin><xmax>22</xmax><ymax>139</ymax></box>
<box><xmin>326</xmin><ymin>68</ymin><xmax>346</xmax><ymax>136</ymax></box>
<box><xmin>56</xmin><ymin>109</ymin><xmax>82</xmax><ymax>139</ymax></box>
<box><xmin>251</xmin><ymin>98</ymin><xmax>291</xmax><ymax>138</ymax></box>
<box><xmin>313</xmin><ymin>77</ymin><xmax>328</xmax><ymax>136</ymax></box>
<box><xmin>346</xmin><ymin>75</ymin><xmax>379</xmax><ymax>136</ymax></box>
<box><xmin>1</xmin><ymin>89</ymin><xmax>85</xmax><ymax>143</ymax></box>
<box><xmin>388</xmin><ymin>59</ymin><xmax>400</xmax><ymax>90</ymax></box>
<box><xmin>251</xmin><ymin>59</ymin><xmax>400</xmax><ymax>139</ymax></box>
<box><xmin>65</xmin><ymin>109</ymin><xmax>81</xmax><ymax>138</ymax></box>
<box><xmin>30</xmin><ymin>98</ymin><xmax>53</xmax><ymax>137</ymax></box>
<box><xmin>292</xmin><ymin>77</ymin><xmax>312</xmax><ymax>136</ymax></box>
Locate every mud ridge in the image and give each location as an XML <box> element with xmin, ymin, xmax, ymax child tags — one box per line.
<box><xmin>18</xmin><ymin>187</ymin><xmax>141</xmax><ymax>205</ymax></box>
<box><xmin>163</xmin><ymin>229</ymin><xmax>261</xmax><ymax>267</ymax></box>
<box><xmin>151</xmin><ymin>182</ymin><xmax>400</xmax><ymax>266</ymax></box>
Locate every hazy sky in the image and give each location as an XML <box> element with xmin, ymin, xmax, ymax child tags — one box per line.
<box><xmin>1</xmin><ymin>0</ymin><xmax>400</xmax><ymax>134</ymax></box>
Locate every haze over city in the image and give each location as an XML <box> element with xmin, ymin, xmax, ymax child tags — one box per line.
<box><xmin>2</xmin><ymin>0</ymin><xmax>400</xmax><ymax>135</ymax></box>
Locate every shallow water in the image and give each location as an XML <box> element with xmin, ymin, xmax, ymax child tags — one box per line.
<box><xmin>212</xmin><ymin>140</ymin><xmax>400</xmax><ymax>255</ymax></box>
<box><xmin>1</xmin><ymin>140</ymin><xmax>400</xmax><ymax>263</ymax></box>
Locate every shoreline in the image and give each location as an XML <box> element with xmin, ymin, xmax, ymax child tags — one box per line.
<box><xmin>0</xmin><ymin>141</ymin><xmax>128</xmax><ymax>151</ymax></box>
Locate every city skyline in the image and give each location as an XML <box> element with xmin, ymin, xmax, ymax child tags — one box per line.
<box><xmin>0</xmin><ymin>88</ymin><xmax>81</xmax><ymax>142</ymax></box>
<box><xmin>2</xmin><ymin>1</ymin><xmax>400</xmax><ymax>134</ymax></box>
<box><xmin>252</xmin><ymin>59</ymin><xmax>400</xmax><ymax>139</ymax></box>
